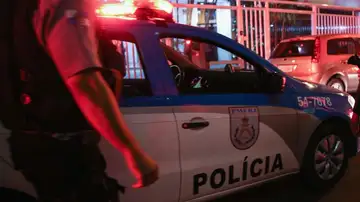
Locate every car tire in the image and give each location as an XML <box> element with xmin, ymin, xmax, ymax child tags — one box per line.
<box><xmin>0</xmin><ymin>188</ymin><xmax>37</xmax><ymax>202</ymax></box>
<box><xmin>300</xmin><ymin>122</ymin><xmax>350</xmax><ymax>191</ymax></box>
<box><xmin>327</xmin><ymin>78</ymin><xmax>345</xmax><ymax>92</ymax></box>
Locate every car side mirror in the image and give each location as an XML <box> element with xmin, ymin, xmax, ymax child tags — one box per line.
<box><xmin>263</xmin><ymin>72</ymin><xmax>285</xmax><ymax>93</ymax></box>
<box><xmin>224</xmin><ymin>64</ymin><xmax>235</xmax><ymax>73</ymax></box>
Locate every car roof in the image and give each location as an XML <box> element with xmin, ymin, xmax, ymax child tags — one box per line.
<box><xmin>280</xmin><ymin>33</ymin><xmax>360</xmax><ymax>43</ymax></box>
<box><xmin>97</xmin><ymin>16</ymin><xmax>282</xmax><ymax>74</ymax></box>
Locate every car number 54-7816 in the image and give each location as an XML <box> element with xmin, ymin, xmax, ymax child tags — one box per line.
<box><xmin>297</xmin><ymin>96</ymin><xmax>333</xmax><ymax>109</ymax></box>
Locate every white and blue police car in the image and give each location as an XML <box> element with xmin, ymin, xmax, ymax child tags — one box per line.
<box><xmin>1</xmin><ymin>1</ymin><xmax>359</xmax><ymax>202</ymax></box>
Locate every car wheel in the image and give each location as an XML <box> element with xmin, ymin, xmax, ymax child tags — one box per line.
<box><xmin>300</xmin><ymin>123</ymin><xmax>349</xmax><ymax>191</ymax></box>
<box><xmin>327</xmin><ymin>78</ymin><xmax>345</xmax><ymax>92</ymax></box>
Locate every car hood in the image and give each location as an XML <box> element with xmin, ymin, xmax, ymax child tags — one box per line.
<box><xmin>292</xmin><ymin>78</ymin><xmax>355</xmax><ymax>109</ymax></box>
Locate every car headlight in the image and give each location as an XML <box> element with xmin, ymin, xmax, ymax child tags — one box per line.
<box><xmin>348</xmin><ymin>95</ymin><xmax>355</xmax><ymax>109</ymax></box>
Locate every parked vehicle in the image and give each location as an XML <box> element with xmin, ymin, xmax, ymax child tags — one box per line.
<box><xmin>269</xmin><ymin>34</ymin><xmax>360</xmax><ymax>93</ymax></box>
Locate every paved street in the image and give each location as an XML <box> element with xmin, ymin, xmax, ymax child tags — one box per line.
<box><xmin>215</xmin><ymin>155</ymin><xmax>360</xmax><ymax>202</ymax></box>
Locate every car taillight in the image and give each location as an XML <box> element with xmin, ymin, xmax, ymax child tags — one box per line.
<box><xmin>312</xmin><ymin>37</ymin><xmax>320</xmax><ymax>63</ymax></box>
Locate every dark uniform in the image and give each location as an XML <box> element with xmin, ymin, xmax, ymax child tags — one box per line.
<box><xmin>8</xmin><ymin>0</ymin><xmax>124</xmax><ymax>201</ymax></box>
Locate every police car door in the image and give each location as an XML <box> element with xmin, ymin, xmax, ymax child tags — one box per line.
<box><xmin>97</xmin><ymin>33</ymin><xmax>182</xmax><ymax>202</ymax></box>
<box><xmin>159</xmin><ymin>36</ymin><xmax>299</xmax><ymax>201</ymax></box>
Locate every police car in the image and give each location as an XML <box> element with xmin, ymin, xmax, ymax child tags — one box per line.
<box><xmin>1</xmin><ymin>1</ymin><xmax>360</xmax><ymax>202</ymax></box>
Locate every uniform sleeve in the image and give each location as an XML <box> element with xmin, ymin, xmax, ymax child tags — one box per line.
<box><xmin>33</xmin><ymin>0</ymin><xmax>102</xmax><ymax>79</ymax></box>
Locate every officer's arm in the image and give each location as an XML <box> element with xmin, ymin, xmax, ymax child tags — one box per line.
<box><xmin>33</xmin><ymin>0</ymin><xmax>157</xmax><ymax>183</ymax></box>
<box><xmin>67</xmin><ymin>71</ymin><xmax>142</xmax><ymax>153</ymax></box>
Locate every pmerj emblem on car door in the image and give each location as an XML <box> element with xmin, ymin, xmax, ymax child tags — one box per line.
<box><xmin>229</xmin><ymin>107</ymin><xmax>259</xmax><ymax>150</ymax></box>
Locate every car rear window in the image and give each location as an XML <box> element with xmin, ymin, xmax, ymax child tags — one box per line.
<box><xmin>327</xmin><ymin>38</ymin><xmax>356</xmax><ymax>55</ymax></box>
<box><xmin>270</xmin><ymin>40</ymin><xmax>315</xmax><ymax>58</ymax></box>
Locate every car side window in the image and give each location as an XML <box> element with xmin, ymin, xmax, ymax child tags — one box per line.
<box><xmin>327</xmin><ymin>38</ymin><xmax>356</xmax><ymax>55</ymax></box>
<box><xmin>110</xmin><ymin>39</ymin><xmax>152</xmax><ymax>97</ymax></box>
<box><xmin>160</xmin><ymin>37</ymin><xmax>262</xmax><ymax>95</ymax></box>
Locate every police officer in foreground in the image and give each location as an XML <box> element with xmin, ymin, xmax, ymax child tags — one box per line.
<box><xmin>348</xmin><ymin>53</ymin><xmax>360</xmax><ymax>134</ymax></box>
<box><xmin>3</xmin><ymin>0</ymin><xmax>159</xmax><ymax>201</ymax></box>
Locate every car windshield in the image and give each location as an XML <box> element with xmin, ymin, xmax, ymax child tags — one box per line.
<box><xmin>271</xmin><ymin>40</ymin><xmax>315</xmax><ymax>58</ymax></box>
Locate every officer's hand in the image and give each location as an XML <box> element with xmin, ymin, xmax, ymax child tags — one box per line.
<box><xmin>131</xmin><ymin>153</ymin><xmax>159</xmax><ymax>188</ymax></box>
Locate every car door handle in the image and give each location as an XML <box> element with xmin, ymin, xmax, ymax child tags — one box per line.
<box><xmin>182</xmin><ymin>121</ymin><xmax>209</xmax><ymax>129</ymax></box>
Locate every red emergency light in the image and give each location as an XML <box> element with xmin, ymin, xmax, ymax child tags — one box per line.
<box><xmin>96</xmin><ymin>0</ymin><xmax>174</xmax><ymax>22</ymax></box>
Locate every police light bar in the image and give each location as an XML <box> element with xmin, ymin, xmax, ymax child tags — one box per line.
<box><xmin>96</xmin><ymin>0</ymin><xmax>174</xmax><ymax>21</ymax></box>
